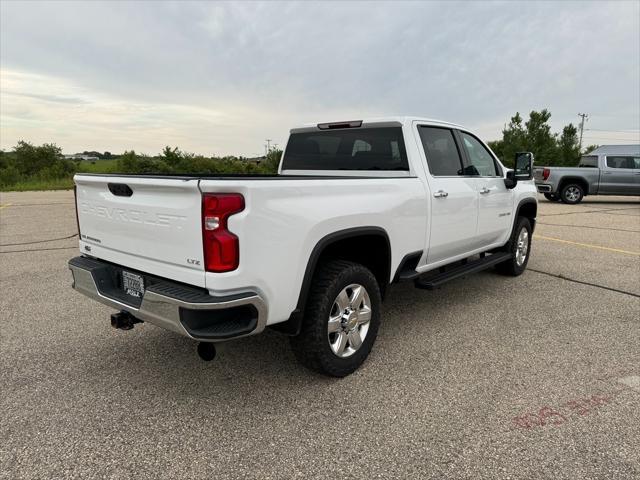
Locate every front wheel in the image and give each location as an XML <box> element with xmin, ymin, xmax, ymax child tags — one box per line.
<box><xmin>290</xmin><ymin>259</ymin><xmax>381</xmax><ymax>377</ymax></box>
<box><xmin>560</xmin><ymin>184</ymin><xmax>584</xmax><ymax>204</ymax></box>
<box><xmin>496</xmin><ymin>217</ymin><xmax>532</xmax><ymax>276</ymax></box>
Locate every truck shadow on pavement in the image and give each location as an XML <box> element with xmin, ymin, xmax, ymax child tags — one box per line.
<box><xmin>539</xmin><ymin>198</ymin><xmax>640</xmax><ymax>205</ymax></box>
<box><xmin>73</xmin><ymin>270</ymin><xmax>513</xmax><ymax>404</ymax></box>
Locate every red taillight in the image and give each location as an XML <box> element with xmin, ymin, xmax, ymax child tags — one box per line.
<box><xmin>202</xmin><ymin>193</ymin><xmax>244</xmax><ymax>272</ymax></box>
<box><xmin>542</xmin><ymin>168</ymin><xmax>550</xmax><ymax>181</ymax></box>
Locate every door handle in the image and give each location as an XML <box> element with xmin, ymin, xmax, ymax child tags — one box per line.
<box><xmin>433</xmin><ymin>190</ymin><xmax>448</xmax><ymax>198</ymax></box>
<box><xmin>480</xmin><ymin>187</ymin><xmax>490</xmax><ymax>194</ymax></box>
<box><xmin>602</xmin><ymin>171</ymin><xmax>612</xmax><ymax>175</ymax></box>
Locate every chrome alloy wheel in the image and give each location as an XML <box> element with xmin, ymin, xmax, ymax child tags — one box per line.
<box><xmin>327</xmin><ymin>284</ymin><xmax>372</xmax><ymax>358</ymax></box>
<box><xmin>515</xmin><ymin>227</ymin><xmax>529</xmax><ymax>266</ymax></box>
<box><xmin>564</xmin><ymin>186</ymin><xmax>581</xmax><ymax>202</ymax></box>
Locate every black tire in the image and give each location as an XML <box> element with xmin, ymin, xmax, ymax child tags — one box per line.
<box><xmin>290</xmin><ymin>259</ymin><xmax>381</xmax><ymax>377</ymax></box>
<box><xmin>544</xmin><ymin>193</ymin><xmax>561</xmax><ymax>202</ymax></box>
<box><xmin>560</xmin><ymin>183</ymin><xmax>584</xmax><ymax>204</ymax></box>
<box><xmin>496</xmin><ymin>217</ymin><xmax>532</xmax><ymax>276</ymax></box>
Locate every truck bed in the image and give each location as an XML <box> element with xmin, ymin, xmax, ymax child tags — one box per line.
<box><xmin>74</xmin><ymin>172</ymin><xmax>426</xmax><ymax>325</ymax></box>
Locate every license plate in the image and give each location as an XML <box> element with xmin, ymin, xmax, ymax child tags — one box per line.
<box><xmin>122</xmin><ymin>271</ymin><xmax>145</xmax><ymax>298</ymax></box>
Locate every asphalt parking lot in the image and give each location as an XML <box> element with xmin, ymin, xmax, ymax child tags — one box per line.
<box><xmin>1</xmin><ymin>190</ymin><xmax>639</xmax><ymax>480</ymax></box>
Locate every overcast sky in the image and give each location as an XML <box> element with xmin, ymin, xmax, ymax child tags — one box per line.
<box><xmin>1</xmin><ymin>1</ymin><xmax>639</xmax><ymax>156</ymax></box>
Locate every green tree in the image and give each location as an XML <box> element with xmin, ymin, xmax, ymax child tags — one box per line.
<box><xmin>493</xmin><ymin>112</ymin><xmax>528</xmax><ymax>167</ymax></box>
<box><xmin>14</xmin><ymin>141</ymin><xmax>64</xmax><ymax>176</ymax></box>
<box><xmin>117</xmin><ymin>150</ymin><xmax>140</xmax><ymax>173</ymax></box>
<box><xmin>523</xmin><ymin>109</ymin><xmax>557</xmax><ymax>165</ymax></box>
<box><xmin>557</xmin><ymin>124</ymin><xmax>581</xmax><ymax>166</ymax></box>
<box><xmin>161</xmin><ymin>146</ymin><xmax>182</xmax><ymax>165</ymax></box>
<box><xmin>263</xmin><ymin>148</ymin><xmax>282</xmax><ymax>173</ymax></box>
<box><xmin>583</xmin><ymin>144</ymin><xmax>599</xmax><ymax>155</ymax></box>
<box><xmin>0</xmin><ymin>148</ymin><xmax>17</xmax><ymax>179</ymax></box>
<box><xmin>490</xmin><ymin>109</ymin><xmax>584</xmax><ymax>167</ymax></box>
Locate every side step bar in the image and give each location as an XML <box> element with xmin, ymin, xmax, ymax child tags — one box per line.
<box><xmin>414</xmin><ymin>252</ymin><xmax>512</xmax><ymax>290</ymax></box>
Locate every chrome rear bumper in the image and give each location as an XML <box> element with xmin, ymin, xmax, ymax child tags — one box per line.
<box><xmin>69</xmin><ymin>256</ymin><xmax>267</xmax><ymax>342</ymax></box>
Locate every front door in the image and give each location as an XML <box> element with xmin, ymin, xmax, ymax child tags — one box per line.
<box><xmin>417</xmin><ymin>125</ymin><xmax>479</xmax><ymax>265</ymax></box>
<box><xmin>458</xmin><ymin>131</ymin><xmax>513</xmax><ymax>247</ymax></box>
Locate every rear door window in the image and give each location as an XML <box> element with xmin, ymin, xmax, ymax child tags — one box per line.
<box><xmin>282</xmin><ymin>127</ymin><xmax>409</xmax><ymax>171</ymax></box>
<box><xmin>606</xmin><ymin>156</ymin><xmax>635</xmax><ymax>169</ymax></box>
<box><xmin>418</xmin><ymin>127</ymin><xmax>464</xmax><ymax>176</ymax></box>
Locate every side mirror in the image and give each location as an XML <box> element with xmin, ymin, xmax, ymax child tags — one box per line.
<box><xmin>504</xmin><ymin>170</ymin><xmax>517</xmax><ymax>189</ymax></box>
<box><xmin>514</xmin><ymin>152</ymin><xmax>534</xmax><ymax>180</ymax></box>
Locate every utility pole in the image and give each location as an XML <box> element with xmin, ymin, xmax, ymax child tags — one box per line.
<box><xmin>265</xmin><ymin>139</ymin><xmax>272</xmax><ymax>156</ymax></box>
<box><xmin>578</xmin><ymin>113</ymin><xmax>588</xmax><ymax>153</ymax></box>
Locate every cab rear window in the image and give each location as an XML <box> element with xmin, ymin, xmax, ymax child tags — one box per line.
<box><xmin>282</xmin><ymin>127</ymin><xmax>409</xmax><ymax>171</ymax></box>
<box><xmin>578</xmin><ymin>156</ymin><xmax>598</xmax><ymax>168</ymax></box>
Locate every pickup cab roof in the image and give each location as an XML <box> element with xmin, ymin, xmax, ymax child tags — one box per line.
<box><xmin>291</xmin><ymin>116</ymin><xmax>464</xmax><ymax>132</ymax></box>
<box><xmin>587</xmin><ymin>144</ymin><xmax>640</xmax><ymax>156</ymax></box>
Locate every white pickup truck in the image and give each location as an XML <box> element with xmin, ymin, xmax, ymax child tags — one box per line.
<box><xmin>69</xmin><ymin>117</ymin><xmax>537</xmax><ymax>376</ymax></box>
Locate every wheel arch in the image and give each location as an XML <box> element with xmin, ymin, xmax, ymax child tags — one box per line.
<box><xmin>271</xmin><ymin>227</ymin><xmax>392</xmax><ymax>336</ymax></box>
<box><xmin>514</xmin><ymin>198</ymin><xmax>537</xmax><ymax>233</ymax></box>
<box><xmin>558</xmin><ymin>176</ymin><xmax>589</xmax><ymax>195</ymax></box>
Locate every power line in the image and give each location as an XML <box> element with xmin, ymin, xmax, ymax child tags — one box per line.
<box><xmin>586</xmin><ymin>128</ymin><xmax>640</xmax><ymax>133</ymax></box>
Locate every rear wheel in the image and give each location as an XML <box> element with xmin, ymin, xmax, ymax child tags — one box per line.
<box><xmin>290</xmin><ymin>259</ymin><xmax>381</xmax><ymax>377</ymax></box>
<box><xmin>544</xmin><ymin>193</ymin><xmax>561</xmax><ymax>202</ymax></box>
<box><xmin>496</xmin><ymin>217</ymin><xmax>532</xmax><ymax>276</ymax></box>
<box><xmin>560</xmin><ymin>183</ymin><xmax>584</xmax><ymax>204</ymax></box>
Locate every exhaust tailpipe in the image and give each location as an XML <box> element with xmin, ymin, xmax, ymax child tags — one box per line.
<box><xmin>197</xmin><ymin>342</ymin><xmax>216</xmax><ymax>362</ymax></box>
<box><xmin>110</xmin><ymin>311</ymin><xmax>142</xmax><ymax>330</ymax></box>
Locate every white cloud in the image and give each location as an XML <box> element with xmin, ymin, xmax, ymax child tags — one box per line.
<box><xmin>0</xmin><ymin>69</ymin><xmax>294</xmax><ymax>155</ymax></box>
<box><xmin>1</xmin><ymin>0</ymin><xmax>638</xmax><ymax>153</ymax></box>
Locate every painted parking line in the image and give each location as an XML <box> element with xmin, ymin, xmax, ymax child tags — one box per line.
<box><xmin>533</xmin><ymin>234</ymin><xmax>640</xmax><ymax>256</ymax></box>
<box><xmin>539</xmin><ymin>206</ymin><xmax>640</xmax><ymax>217</ymax></box>
<box><xmin>537</xmin><ymin>222</ymin><xmax>640</xmax><ymax>233</ymax></box>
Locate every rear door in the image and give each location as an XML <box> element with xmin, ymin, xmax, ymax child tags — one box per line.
<box><xmin>599</xmin><ymin>156</ymin><xmax>636</xmax><ymax>194</ymax></box>
<box><xmin>75</xmin><ymin>175</ymin><xmax>206</xmax><ymax>287</ymax></box>
<box><xmin>417</xmin><ymin>125</ymin><xmax>479</xmax><ymax>264</ymax></box>
<box><xmin>458</xmin><ymin>131</ymin><xmax>513</xmax><ymax>247</ymax></box>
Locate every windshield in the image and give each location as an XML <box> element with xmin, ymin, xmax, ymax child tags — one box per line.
<box><xmin>282</xmin><ymin>127</ymin><xmax>409</xmax><ymax>171</ymax></box>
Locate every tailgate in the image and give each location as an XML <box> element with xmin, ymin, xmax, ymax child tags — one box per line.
<box><xmin>75</xmin><ymin>175</ymin><xmax>205</xmax><ymax>287</ymax></box>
